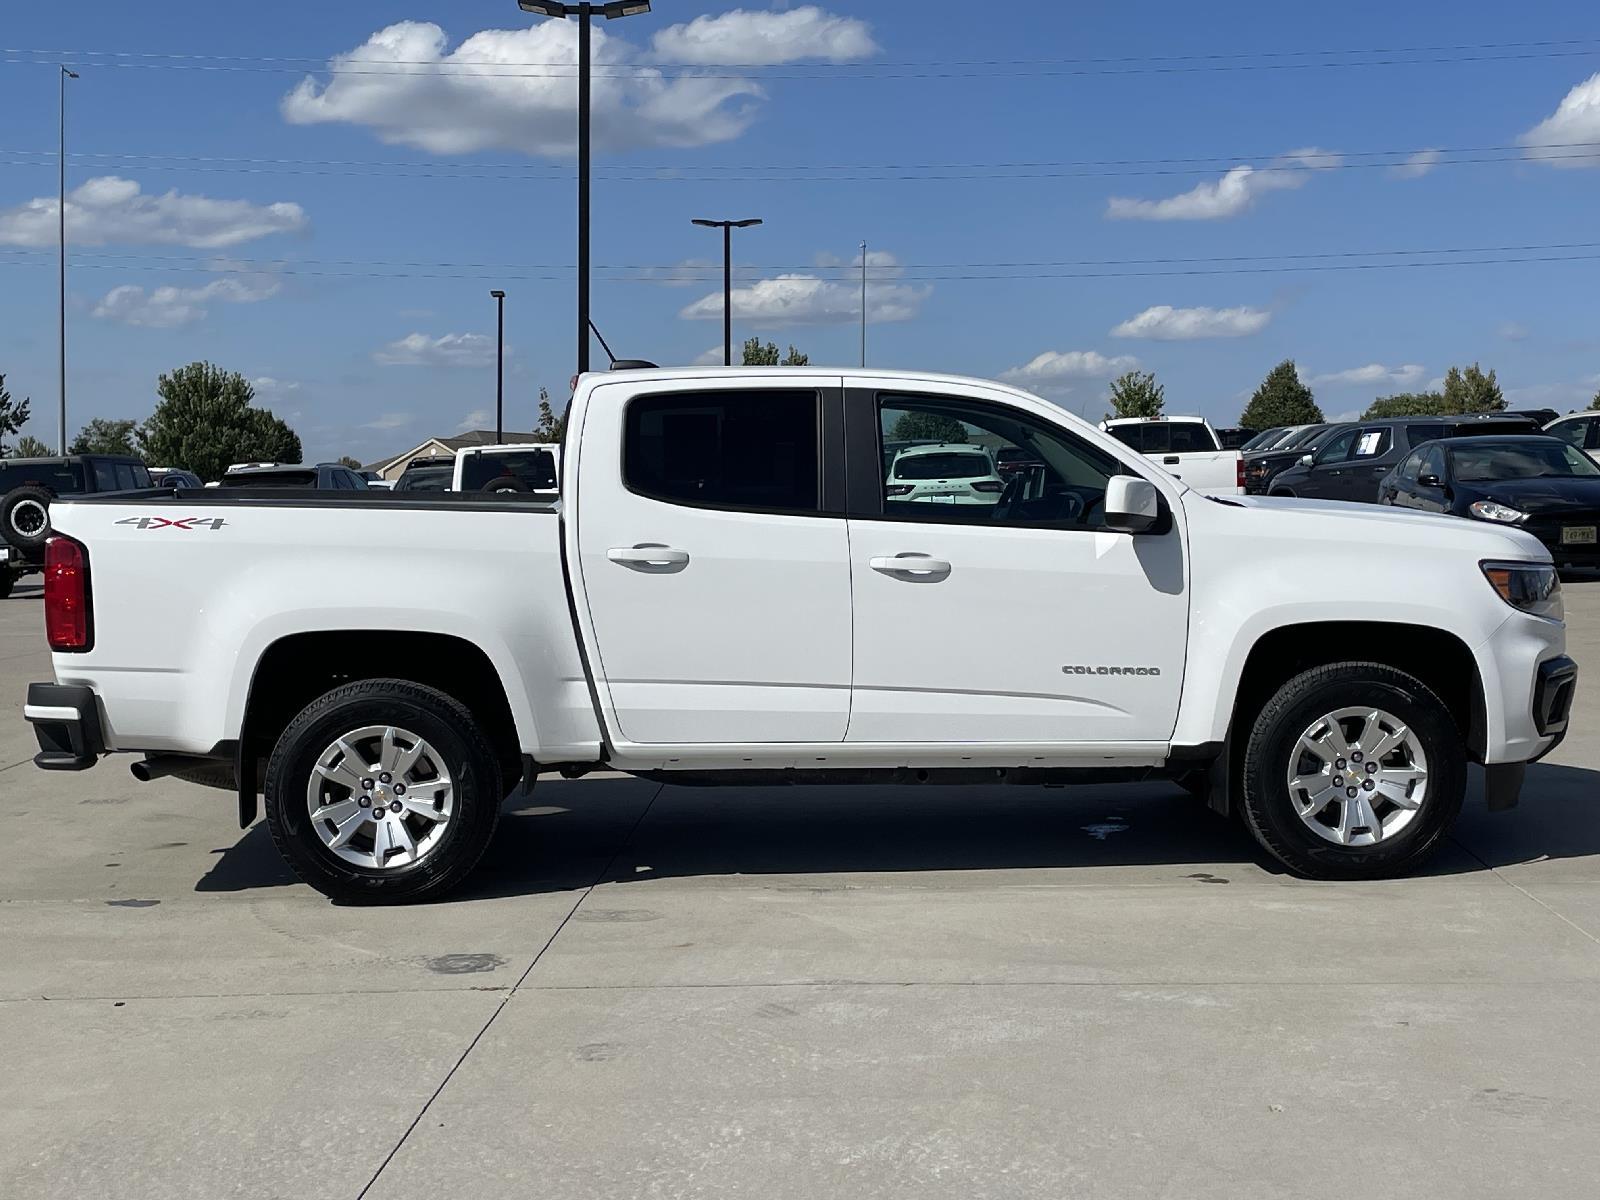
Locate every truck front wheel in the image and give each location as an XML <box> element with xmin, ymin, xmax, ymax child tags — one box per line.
<box><xmin>264</xmin><ymin>679</ymin><xmax>503</xmax><ymax>903</ymax></box>
<box><xmin>1239</xmin><ymin>662</ymin><xmax>1465</xmax><ymax>880</ymax></box>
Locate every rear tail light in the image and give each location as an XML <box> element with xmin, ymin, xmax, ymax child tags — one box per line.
<box><xmin>971</xmin><ymin>480</ymin><xmax>1004</xmax><ymax>493</ymax></box>
<box><xmin>1236</xmin><ymin>457</ymin><xmax>1246</xmax><ymax>490</ymax></box>
<box><xmin>885</xmin><ymin>484</ymin><xmax>914</xmax><ymax>496</ymax></box>
<box><xmin>43</xmin><ymin>535</ymin><xmax>92</xmax><ymax>652</ymax></box>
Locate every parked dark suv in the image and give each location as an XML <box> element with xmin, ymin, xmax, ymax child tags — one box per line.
<box><xmin>1267</xmin><ymin>414</ymin><xmax>1542</xmax><ymax>504</ymax></box>
<box><xmin>1</xmin><ymin>454</ymin><xmax>154</xmax><ymax>597</ymax></box>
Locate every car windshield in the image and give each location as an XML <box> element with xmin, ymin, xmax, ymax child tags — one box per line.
<box><xmin>219</xmin><ymin>469</ymin><xmax>318</xmax><ymax>488</ymax></box>
<box><xmin>1451</xmin><ymin>442</ymin><xmax>1600</xmax><ymax>481</ymax></box>
<box><xmin>893</xmin><ymin>452</ymin><xmax>992</xmax><ymax>480</ymax></box>
<box><xmin>1243</xmin><ymin>427</ymin><xmax>1290</xmax><ymax>450</ymax></box>
<box><xmin>0</xmin><ymin>460</ymin><xmax>86</xmax><ymax>492</ymax></box>
<box><xmin>458</xmin><ymin>449</ymin><xmax>558</xmax><ymax>491</ymax></box>
<box><xmin>1281</xmin><ymin>426</ymin><xmax>1328</xmax><ymax>450</ymax></box>
<box><xmin>396</xmin><ymin>465</ymin><xmax>453</xmax><ymax>491</ymax></box>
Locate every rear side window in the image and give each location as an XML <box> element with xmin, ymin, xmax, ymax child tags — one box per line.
<box><xmin>220</xmin><ymin>469</ymin><xmax>317</xmax><ymax>488</ymax></box>
<box><xmin>113</xmin><ymin>463</ymin><xmax>139</xmax><ymax>490</ymax></box>
<box><xmin>93</xmin><ymin>461</ymin><xmax>118</xmax><ymax>491</ymax></box>
<box><xmin>1405</xmin><ymin>424</ymin><xmax>1448</xmax><ymax>448</ymax></box>
<box><xmin>624</xmin><ymin>390</ymin><xmax>820</xmax><ymax>513</ymax></box>
<box><xmin>1351</xmin><ymin>428</ymin><xmax>1393</xmax><ymax>459</ymax></box>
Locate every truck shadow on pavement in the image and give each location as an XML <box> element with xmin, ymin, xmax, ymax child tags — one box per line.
<box><xmin>195</xmin><ymin>761</ymin><xmax>1600</xmax><ymax>900</ymax></box>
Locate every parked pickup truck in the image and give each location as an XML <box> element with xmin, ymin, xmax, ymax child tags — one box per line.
<box><xmin>1101</xmin><ymin>416</ymin><xmax>1244</xmax><ymax>496</ymax></box>
<box><xmin>24</xmin><ymin>368</ymin><xmax>1577</xmax><ymax>902</ymax></box>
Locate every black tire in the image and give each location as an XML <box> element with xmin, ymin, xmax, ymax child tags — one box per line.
<box><xmin>0</xmin><ymin>567</ymin><xmax>13</xmax><ymax>599</ymax></box>
<box><xmin>1269</xmin><ymin>488</ymin><xmax>1295</xmax><ymax>498</ymax></box>
<box><xmin>1240</xmin><ymin>662</ymin><xmax>1465</xmax><ymax>880</ymax></box>
<box><xmin>264</xmin><ymin>679</ymin><xmax>503</xmax><ymax>904</ymax></box>
<box><xmin>481</xmin><ymin>475</ymin><xmax>528</xmax><ymax>494</ymax></box>
<box><xmin>1</xmin><ymin>485</ymin><xmax>53</xmax><ymax>551</ymax></box>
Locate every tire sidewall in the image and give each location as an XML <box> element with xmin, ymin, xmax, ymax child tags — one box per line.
<box><xmin>1</xmin><ymin>487</ymin><xmax>53</xmax><ymax>550</ymax></box>
<box><xmin>1244</xmin><ymin>668</ymin><xmax>1464</xmax><ymax>878</ymax></box>
<box><xmin>266</xmin><ymin>684</ymin><xmax>500</xmax><ymax>902</ymax></box>
<box><xmin>482</xmin><ymin>476</ymin><xmax>528</xmax><ymax>494</ymax></box>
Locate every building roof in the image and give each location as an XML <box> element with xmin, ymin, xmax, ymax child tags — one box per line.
<box><xmin>367</xmin><ymin>430</ymin><xmax>541</xmax><ymax>475</ymax></box>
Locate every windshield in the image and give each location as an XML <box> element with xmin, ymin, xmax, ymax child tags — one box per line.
<box><xmin>458</xmin><ymin>448</ymin><xmax>558</xmax><ymax>491</ymax></box>
<box><xmin>1281</xmin><ymin>426</ymin><xmax>1329</xmax><ymax>450</ymax></box>
<box><xmin>1242</xmin><ymin>427</ymin><xmax>1290</xmax><ymax>451</ymax></box>
<box><xmin>1452</xmin><ymin>442</ymin><xmax>1600</xmax><ymax>482</ymax></box>
<box><xmin>396</xmin><ymin>465</ymin><xmax>453</xmax><ymax>491</ymax></box>
<box><xmin>0</xmin><ymin>460</ymin><xmax>86</xmax><ymax>493</ymax></box>
<box><xmin>220</xmin><ymin>469</ymin><xmax>318</xmax><ymax>488</ymax></box>
<box><xmin>892</xmin><ymin>452</ymin><xmax>992</xmax><ymax>480</ymax></box>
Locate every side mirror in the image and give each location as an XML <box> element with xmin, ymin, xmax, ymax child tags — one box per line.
<box><xmin>1104</xmin><ymin>475</ymin><xmax>1159</xmax><ymax>534</ymax></box>
<box><xmin>1299</xmin><ymin>453</ymin><xmax>1316</xmax><ymax>467</ymax></box>
<box><xmin>1418</xmin><ymin>473</ymin><xmax>1442</xmax><ymax>489</ymax></box>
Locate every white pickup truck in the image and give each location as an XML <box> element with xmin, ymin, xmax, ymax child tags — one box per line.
<box><xmin>1101</xmin><ymin>415</ymin><xmax>1244</xmax><ymax>496</ymax></box>
<box><xmin>23</xmin><ymin>368</ymin><xmax>1576</xmax><ymax>902</ymax></box>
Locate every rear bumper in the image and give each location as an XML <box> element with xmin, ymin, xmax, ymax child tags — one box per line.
<box><xmin>23</xmin><ymin>682</ymin><xmax>105</xmax><ymax>770</ymax></box>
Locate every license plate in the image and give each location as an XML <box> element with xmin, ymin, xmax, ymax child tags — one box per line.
<box><xmin>1561</xmin><ymin>525</ymin><xmax>1597</xmax><ymax>545</ymax></box>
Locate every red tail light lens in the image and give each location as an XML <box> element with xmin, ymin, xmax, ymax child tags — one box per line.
<box><xmin>43</xmin><ymin>536</ymin><xmax>92</xmax><ymax>651</ymax></box>
<box><xmin>1236</xmin><ymin>457</ymin><xmax>1246</xmax><ymax>490</ymax></box>
<box><xmin>971</xmin><ymin>480</ymin><xmax>1005</xmax><ymax>493</ymax></box>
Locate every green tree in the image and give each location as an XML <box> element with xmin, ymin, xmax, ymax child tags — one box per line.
<box><xmin>11</xmin><ymin>434</ymin><xmax>51</xmax><ymax>458</ymax></box>
<box><xmin>336</xmin><ymin>455</ymin><xmax>363</xmax><ymax>470</ymax></box>
<box><xmin>740</xmin><ymin>338</ymin><xmax>809</xmax><ymax>366</ymax></box>
<box><xmin>70</xmin><ymin>418</ymin><xmax>139</xmax><ymax>457</ymax></box>
<box><xmin>1440</xmin><ymin>362</ymin><xmax>1504</xmax><ymax>413</ymax></box>
<box><xmin>137</xmin><ymin>362</ymin><xmax>302</xmax><ymax>481</ymax></box>
<box><xmin>1106</xmin><ymin>370</ymin><xmax>1165</xmax><ymax>419</ymax></box>
<box><xmin>533</xmin><ymin>386</ymin><xmax>565</xmax><ymax>443</ymax></box>
<box><xmin>0</xmin><ymin>373</ymin><xmax>32</xmax><ymax>456</ymax></box>
<box><xmin>1362</xmin><ymin>392</ymin><xmax>1450</xmax><ymax>419</ymax></box>
<box><xmin>889</xmin><ymin>410</ymin><xmax>969</xmax><ymax>443</ymax></box>
<box><xmin>1588</xmin><ymin>390</ymin><xmax>1600</xmax><ymax>412</ymax></box>
<box><xmin>1239</xmin><ymin>360</ymin><xmax>1322</xmax><ymax>429</ymax></box>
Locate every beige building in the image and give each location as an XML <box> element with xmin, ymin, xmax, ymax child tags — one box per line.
<box><xmin>365</xmin><ymin>430</ymin><xmax>546</xmax><ymax>482</ymax></box>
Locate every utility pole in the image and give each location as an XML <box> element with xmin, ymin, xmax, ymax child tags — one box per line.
<box><xmin>490</xmin><ymin>290</ymin><xmax>506</xmax><ymax>442</ymax></box>
<box><xmin>859</xmin><ymin>239</ymin><xmax>868</xmax><ymax>369</ymax></box>
<box><xmin>692</xmin><ymin>218</ymin><xmax>763</xmax><ymax>365</ymax></box>
<box><xmin>517</xmin><ymin>2</ymin><xmax>652</xmax><ymax>378</ymax></box>
<box><xmin>58</xmin><ymin>66</ymin><xmax>79</xmax><ymax>454</ymax></box>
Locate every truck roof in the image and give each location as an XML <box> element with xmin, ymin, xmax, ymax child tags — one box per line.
<box><xmin>1101</xmin><ymin>416</ymin><xmax>1214</xmax><ymax>427</ymax></box>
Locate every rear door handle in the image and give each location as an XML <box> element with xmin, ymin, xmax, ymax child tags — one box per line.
<box><xmin>869</xmin><ymin>554</ymin><xmax>952</xmax><ymax>579</ymax></box>
<box><xmin>608</xmin><ymin>545</ymin><xmax>689</xmax><ymax>568</ymax></box>
<box><xmin>1162</xmin><ymin>456</ymin><xmax>1181</xmax><ymax>465</ymax></box>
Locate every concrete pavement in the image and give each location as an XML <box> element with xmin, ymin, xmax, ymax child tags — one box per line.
<box><xmin>3</xmin><ymin>574</ymin><xmax>1599</xmax><ymax>1199</ymax></box>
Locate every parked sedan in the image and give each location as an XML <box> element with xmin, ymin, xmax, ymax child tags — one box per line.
<box><xmin>1377</xmin><ymin>435</ymin><xmax>1600</xmax><ymax>567</ymax></box>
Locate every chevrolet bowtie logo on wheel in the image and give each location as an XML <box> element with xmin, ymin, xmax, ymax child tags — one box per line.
<box><xmin>114</xmin><ymin>517</ymin><xmax>229</xmax><ymax>531</ymax></box>
<box><xmin>1061</xmin><ymin>665</ymin><xmax>1162</xmax><ymax>676</ymax></box>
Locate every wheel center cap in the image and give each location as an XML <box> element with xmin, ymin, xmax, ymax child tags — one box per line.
<box><xmin>373</xmin><ymin>783</ymin><xmax>391</xmax><ymax>803</ymax></box>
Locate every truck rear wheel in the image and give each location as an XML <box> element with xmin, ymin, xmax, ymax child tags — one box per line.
<box><xmin>264</xmin><ymin>679</ymin><xmax>503</xmax><ymax>903</ymax></box>
<box><xmin>1239</xmin><ymin>662</ymin><xmax>1464</xmax><ymax>880</ymax></box>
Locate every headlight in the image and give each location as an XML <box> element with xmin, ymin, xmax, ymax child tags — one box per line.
<box><xmin>1470</xmin><ymin>500</ymin><xmax>1528</xmax><ymax>524</ymax></box>
<box><xmin>1482</xmin><ymin>561</ymin><xmax>1562</xmax><ymax>621</ymax></box>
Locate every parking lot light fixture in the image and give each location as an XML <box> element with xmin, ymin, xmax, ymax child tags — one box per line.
<box><xmin>692</xmin><ymin>218</ymin><xmax>763</xmax><ymax>366</ymax></box>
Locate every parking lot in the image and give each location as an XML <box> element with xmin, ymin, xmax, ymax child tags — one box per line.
<box><xmin>1</xmin><ymin>577</ymin><xmax>1598</xmax><ymax>1200</ymax></box>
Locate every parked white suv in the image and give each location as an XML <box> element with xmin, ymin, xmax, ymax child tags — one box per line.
<box><xmin>886</xmin><ymin>443</ymin><xmax>1004</xmax><ymax>505</ymax></box>
<box><xmin>22</xmin><ymin>367</ymin><xmax>1576</xmax><ymax>902</ymax></box>
<box><xmin>452</xmin><ymin>443</ymin><xmax>560</xmax><ymax>495</ymax></box>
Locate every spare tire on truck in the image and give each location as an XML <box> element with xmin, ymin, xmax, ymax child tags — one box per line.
<box><xmin>481</xmin><ymin>476</ymin><xmax>528</xmax><ymax>494</ymax></box>
<box><xmin>0</xmin><ymin>485</ymin><xmax>53</xmax><ymax>552</ymax></box>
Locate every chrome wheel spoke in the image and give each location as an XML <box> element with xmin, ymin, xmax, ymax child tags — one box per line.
<box><xmin>401</xmin><ymin>791</ymin><xmax>449</xmax><ymax>822</ymax></box>
<box><xmin>327</xmin><ymin>809</ymin><xmax>369</xmax><ymax>850</ymax></box>
<box><xmin>1338</xmin><ymin>791</ymin><xmax>1382</xmax><ymax>845</ymax></box>
<box><xmin>379</xmin><ymin>726</ymin><xmax>425</xmax><ymax>778</ymax></box>
<box><xmin>1364</xmin><ymin>719</ymin><xmax>1410</xmax><ymax>763</ymax></box>
<box><xmin>311</xmin><ymin>798</ymin><xmax>363</xmax><ymax>826</ymax></box>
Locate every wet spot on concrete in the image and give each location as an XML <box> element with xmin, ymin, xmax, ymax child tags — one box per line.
<box><xmin>424</xmin><ymin>953</ymin><xmax>507</xmax><ymax>975</ymax></box>
<box><xmin>104</xmin><ymin>863</ymin><xmax>120</xmax><ymax>868</ymax></box>
<box><xmin>756</xmin><ymin>1002</ymin><xmax>796</xmax><ymax>1020</ymax></box>
<box><xmin>576</xmin><ymin>1042</ymin><xmax>619</xmax><ymax>1062</ymax></box>
<box><xmin>154</xmin><ymin>842</ymin><xmax>188</xmax><ymax>849</ymax></box>
<box><xmin>106</xmin><ymin>899</ymin><xmax>159</xmax><ymax>908</ymax></box>
<box><xmin>80</xmin><ymin>796</ymin><xmax>128</xmax><ymax>805</ymax></box>
<box><xmin>573</xmin><ymin>908</ymin><xmax>660</xmax><ymax>923</ymax></box>
<box><xmin>1185</xmin><ymin>872</ymin><xmax>1231</xmax><ymax>885</ymax></box>
<box><xmin>1080</xmin><ymin>819</ymin><xmax>1129</xmax><ymax>841</ymax></box>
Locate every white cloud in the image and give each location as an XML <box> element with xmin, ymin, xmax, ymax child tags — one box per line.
<box><xmin>250</xmin><ymin>376</ymin><xmax>302</xmax><ymax>396</ymax></box>
<box><xmin>1106</xmin><ymin>148</ymin><xmax>1340</xmax><ymax>221</ymax></box>
<box><xmin>282</xmin><ymin>20</ymin><xmax>764</xmax><ymax>156</ymax></box>
<box><xmin>1521</xmin><ymin>72</ymin><xmax>1600</xmax><ymax>166</ymax></box>
<box><xmin>1388</xmin><ymin>149</ymin><xmax>1443</xmax><ymax>179</ymax></box>
<box><xmin>0</xmin><ymin>177</ymin><xmax>306</xmax><ymax>248</ymax></box>
<box><xmin>1000</xmin><ymin>350</ymin><xmax>1140</xmax><ymax>393</ymax></box>
<box><xmin>363</xmin><ymin>412</ymin><xmax>415</xmax><ymax>431</ymax></box>
<box><xmin>1110</xmin><ymin>305</ymin><xmax>1271</xmax><ymax>340</ymax></box>
<box><xmin>1307</xmin><ymin>363</ymin><xmax>1426</xmax><ymax>388</ymax></box>
<box><xmin>1496</xmin><ymin>321</ymin><xmax>1530</xmax><ymax>342</ymax></box>
<box><xmin>680</xmin><ymin>249</ymin><xmax>930</xmax><ymax>327</ymax></box>
<box><xmin>91</xmin><ymin>275</ymin><xmax>281</xmax><ymax>328</ymax></box>
<box><xmin>456</xmin><ymin>408</ymin><xmax>491</xmax><ymax>432</ymax></box>
<box><xmin>650</xmin><ymin>6</ymin><xmax>877</xmax><ymax>65</ymax></box>
<box><xmin>375</xmin><ymin>332</ymin><xmax>499</xmax><ymax>367</ymax></box>
<box><xmin>691</xmin><ymin>345</ymin><xmax>726</xmax><ymax>365</ymax></box>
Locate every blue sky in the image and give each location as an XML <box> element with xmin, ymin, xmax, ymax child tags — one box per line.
<box><xmin>2</xmin><ymin>0</ymin><xmax>1598</xmax><ymax>462</ymax></box>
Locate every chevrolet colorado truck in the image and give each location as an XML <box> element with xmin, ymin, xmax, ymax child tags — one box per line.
<box><xmin>1101</xmin><ymin>415</ymin><xmax>1245</xmax><ymax>496</ymax></box>
<box><xmin>22</xmin><ymin>368</ymin><xmax>1578</xmax><ymax>902</ymax></box>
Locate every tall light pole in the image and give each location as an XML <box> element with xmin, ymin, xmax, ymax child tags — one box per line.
<box><xmin>692</xmin><ymin>218</ymin><xmax>762</xmax><ymax>366</ymax></box>
<box><xmin>859</xmin><ymin>239</ymin><xmax>868</xmax><ymax>369</ymax></box>
<box><xmin>490</xmin><ymin>289</ymin><xmax>506</xmax><ymax>443</ymax></box>
<box><xmin>59</xmin><ymin>66</ymin><xmax>79</xmax><ymax>454</ymax></box>
<box><xmin>518</xmin><ymin>1</ymin><xmax>652</xmax><ymax>377</ymax></box>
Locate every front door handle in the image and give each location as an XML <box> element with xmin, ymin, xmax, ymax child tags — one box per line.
<box><xmin>608</xmin><ymin>545</ymin><xmax>689</xmax><ymax>568</ymax></box>
<box><xmin>1162</xmin><ymin>455</ymin><xmax>1181</xmax><ymax>465</ymax></box>
<box><xmin>869</xmin><ymin>553</ymin><xmax>952</xmax><ymax>579</ymax></box>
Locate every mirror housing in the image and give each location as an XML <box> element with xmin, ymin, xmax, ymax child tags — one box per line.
<box><xmin>1104</xmin><ymin>475</ymin><xmax>1160</xmax><ymax>534</ymax></box>
<box><xmin>1299</xmin><ymin>453</ymin><xmax>1315</xmax><ymax>467</ymax></box>
<box><xmin>1418</xmin><ymin>473</ymin><xmax>1442</xmax><ymax>488</ymax></box>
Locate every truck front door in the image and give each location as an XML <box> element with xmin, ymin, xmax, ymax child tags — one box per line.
<box><xmin>573</xmin><ymin>378</ymin><xmax>853</xmax><ymax>744</ymax></box>
<box><xmin>842</xmin><ymin>381</ymin><xmax>1189</xmax><ymax>745</ymax></box>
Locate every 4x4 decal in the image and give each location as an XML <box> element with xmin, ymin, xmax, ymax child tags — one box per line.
<box><xmin>115</xmin><ymin>516</ymin><xmax>228</xmax><ymax>531</ymax></box>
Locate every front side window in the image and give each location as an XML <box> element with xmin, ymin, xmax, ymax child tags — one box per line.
<box><xmin>624</xmin><ymin>389</ymin><xmax>820</xmax><ymax>514</ymax></box>
<box><xmin>1395</xmin><ymin>451</ymin><xmax>1423</xmax><ymax>482</ymax></box>
<box><xmin>877</xmin><ymin>395</ymin><xmax>1122</xmax><ymax>529</ymax></box>
<box><xmin>1316</xmin><ymin>430</ymin><xmax>1358</xmax><ymax>464</ymax></box>
<box><xmin>1419</xmin><ymin>445</ymin><xmax>1447</xmax><ymax>480</ymax></box>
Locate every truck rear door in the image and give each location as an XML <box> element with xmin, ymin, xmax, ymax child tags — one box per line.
<box><xmin>571</xmin><ymin>376</ymin><xmax>853</xmax><ymax>744</ymax></box>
